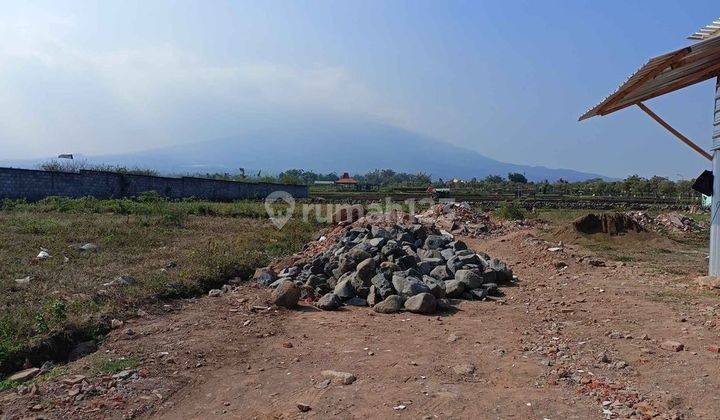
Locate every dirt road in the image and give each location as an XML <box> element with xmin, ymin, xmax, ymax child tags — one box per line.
<box><xmin>2</xmin><ymin>228</ymin><xmax>719</xmax><ymax>419</ymax></box>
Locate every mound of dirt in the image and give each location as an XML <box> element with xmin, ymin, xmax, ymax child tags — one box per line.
<box><xmin>572</xmin><ymin>212</ymin><xmax>643</xmax><ymax>235</ymax></box>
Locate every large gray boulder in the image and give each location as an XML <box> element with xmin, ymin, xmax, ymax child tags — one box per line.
<box><xmin>450</xmin><ymin>240</ymin><xmax>468</xmax><ymax>251</ymax></box>
<box><xmin>367</xmin><ymin>285</ymin><xmax>381</xmax><ymax>306</ymax></box>
<box><xmin>469</xmin><ymin>288</ymin><xmax>487</xmax><ymax>300</ymax></box>
<box><xmin>367</xmin><ymin>237</ymin><xmax>386</xmax><ymax>248</ymax></box>
<box><xmin>379</xmin><ymin>261</ymin><xmax>400</xmax><ymax>275</ymax></box>
<box><xmin>271</xmin><ymin>281</ymin><xmax>301</xmax><ymax>309</ymax></box>
<box><xmin>430</xmin><ymin>265</ymin><xmax>452</xmax><ymax>281</ymax></box>
<box><xmin>444</xmin><ymin>279</ymin><xmax>466</xmax><ymax>298</ymax></box>
<box><xmin>455</xmin><ymin>269</ymin><xmax>484</xmax><ymax>289</ymax></box>
<box><xmin>337</xmin><ymin>256</ymin><xmax>357</xmax><ymax>275</ymax></box>
<box><xmin>381</xmin><ymin>241</ymin><xmax>401</xmax><ymax>257</ymax></box>
<box><xmin>424</xmin><ymin>235</ymin><xmax>451</xmax><ymax>250</ymax></box>
<box><xmin>316</xmin><ymin>293</ymin><xmax>342</xmax><ymax>310</ymax></box>
<box><xmin>347</xmin><ymin>246</ymin><xmax>371</xmax><ymax>262</ymax></box>
<box><xmin>488</xmin><ymin>259</ymin><xmax>513</xmax><ymax>283</ymax></box>
<box><xmin>396</xmin><ymin>254</ymin><xmax>418</xmax><ymax>270</ymax></box>
<box><xmin>418</xmin><ymin>258</ymin><xmax>444</xmax><ymax>275</ymax></box>
<box><xmin>345</xmin><ymin>296</ymin><xmax>368</xmax><ymax>306</ymax></box>
<box><xmin>440</xmin><ymin>248</ymin><xmax>455</xmax><ymax>260</ymax></box>
<box><xmin>396</xmin><ymin>231</ymin><xmax>414</xmax><ymax>244</ymax></box>
<box><xmin>409</xmin><ymin>224</ymin><xmax>428</xmax><ymax>242</ymax></box>
<box><xmin>482</xmin><ymin>282</ymin><xmax>499</xmax><ymax>295</ymax></box>
<box><xmin>356</xmin><ymin>258</ymin><xmax>376</xmax><ymax>284</ymax></box>
<box><xmin>253</xmin><ymin>267</ymin><xmax>276</xmax><ymax>286</ymax></box>
<box><xmin>371</xmin><ymin>225</ymin><xmax>392</xmax><ymax>239</ymax></box>
<box><xmin>371</xmin><ymin>273</ymin><xmax>395</xmax><ymax>298</ymax></box>
<box><xmin>392</xmin><ymin>275</ymin><xmax>430</xmax><ymax>298</ymax></box>
<box><xmin>334</xmin><ymin>277</ymin><xmax>356</xmax><ymax>299</ymax></box>
<box><xmin>447</xmin><ymin>252</ymin><xmax>482</xmax><ymax>274</ymax></box>
<box><xmin>343</xmin><ymin>270</ymin><xmax>368</xmax><ymax>298</ymax></box>
<box><xmin>404</xmin><ymin>292</ymin><xmax>437</xmax><ymax>314</ymax></box>
<box><xmin>422</xmin><ymin>275</ymin><xmax>446</xmax><ymax>299</ymax></box>
<box><xmin>391</xmin><ymin>274</ymin><xmax>409</xmax><ymax>294</ymax></box>
<box><xmin>373</xmin><ymin>295</ymin><xmax>404</xmax><ymax>314</ymax></box>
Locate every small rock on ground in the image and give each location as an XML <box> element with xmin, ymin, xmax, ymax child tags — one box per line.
<box><xmin>452</xmin><ymin>363</ymin><xmax>476</xmax><ymax>375</ymax></box>
<box><xmin>321</xmin><ymin>370</ymin><xmax>356</xmax><ymax>385</ymax></box>
<box><xmin>660</xmin><ymin>340</ymin><xmax>684</xmax><ymax>352</ymax></box>
<box><xmin>8</xmin><ymin>368</ymin><xmax>40</xmax><ymax>383</ymax></box>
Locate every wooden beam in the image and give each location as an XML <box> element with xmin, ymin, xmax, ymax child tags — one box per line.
<box><xmin>636</xmin><ymin>102</ymin><xmax>712</xmax><ymax>161</ymax></box>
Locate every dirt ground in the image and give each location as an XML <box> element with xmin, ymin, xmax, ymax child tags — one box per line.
<box><xmin>2</xmin><ymin>226</ymin><xmax>719</xmax><ymax>419</ymax></box>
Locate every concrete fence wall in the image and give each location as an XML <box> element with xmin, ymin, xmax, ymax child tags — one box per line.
<box><xmin>0</xmin><ymin>167</ymin><xmax>308</xmax><ymax>201</ymax></box>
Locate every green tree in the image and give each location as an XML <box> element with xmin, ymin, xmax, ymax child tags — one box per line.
<box><xmin>507</xmin><ymin>172</ymin><xmax>528</xmax><ymax>184</ymax></box>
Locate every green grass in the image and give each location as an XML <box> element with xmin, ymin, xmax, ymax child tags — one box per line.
<box><xmin>91</xmin><ymin>356</ymin><xmax>139</xmax><ymax>374</ymax></box>
<box><xmin>648</xmin><ymin>289</ymin><xmax>701</xmax><ymax>305</ymax></box>
<box><xmin>0</xmin><ymin>379</ymin><xmax>20</xmax><ymax>391</ymax></box>
<box><xmin>0</xmin><ymin>194</ymin><xmax>276</xmax><ymax>220</ymax></box>
<box><xmin>0</xmin><ymin>196</ymin><xmax>321</xmax><ymax>377</ymax></box>
<box><xmin>494</xmin><ymin>201</ymin><xmax>526</xmax><ymax>220</ymax></box>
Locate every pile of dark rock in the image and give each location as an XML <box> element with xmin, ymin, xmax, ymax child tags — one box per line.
<box><xmin>257</xmin><ymin>224</ymin><xmax>514</xmax><ymax>315</ymax></box>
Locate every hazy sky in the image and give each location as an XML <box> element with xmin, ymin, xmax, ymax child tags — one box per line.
<box><xmin>0</xmin><ymin>0</ymin><xmax>717</xmax><ymax>178</ymax></box>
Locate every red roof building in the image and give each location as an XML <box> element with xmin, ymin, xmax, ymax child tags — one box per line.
<box><xmin>334</xmin><ymin>172</ymin><xmax>358</xmax><ymax>185</ymax></box>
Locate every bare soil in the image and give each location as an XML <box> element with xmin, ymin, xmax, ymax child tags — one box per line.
<box><xmin>2</xmin><ymin>226</ymin><xmax>719</xmax><ymax>419</ymax></box>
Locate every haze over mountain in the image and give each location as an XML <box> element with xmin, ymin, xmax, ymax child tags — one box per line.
<box><xmin>2</xmin><ymin>116</ymin><xmax>607</xmax><ymax>182</ymax></box>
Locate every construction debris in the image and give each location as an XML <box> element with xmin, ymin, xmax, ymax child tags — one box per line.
<box><xmin>36</xmin><ymin>249</ymin><xmax>50</xmax><ymax>260</ymax></box>
<box><xmin>627</xmin><ymin>211</ymin><xmax>703</xmax><ymax>233</ymax></box>
<box><xmin>417</xmin><ymin>202</ymin><xmax>495</xmax><ymax>237</ymax></box>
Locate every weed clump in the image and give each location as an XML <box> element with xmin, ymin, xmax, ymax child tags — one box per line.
<box><xmin>495</xmin><ymin>201</ymin><xmax>526</xmax><ymax>220</ymax></box>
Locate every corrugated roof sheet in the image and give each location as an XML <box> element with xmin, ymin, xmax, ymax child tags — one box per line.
<box><xmin>579</xmin><ymin>34</ymin><xmax>720</xmax><ymax>121</ymax></box>
<box><xmin>688</xmin><ymin>18</ymin><xmax>720</xmax><ymax>41</ymax></box>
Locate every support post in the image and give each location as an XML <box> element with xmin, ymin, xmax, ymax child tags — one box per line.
<box><xmin>636</xmin><ymin>103</ymin><xmax>712</xmax><ymax>161</ymax></box>
<box><xmin>710</xmin><ymin>76</ymin><xmax>720</xmax><ymax>276</ymax></box>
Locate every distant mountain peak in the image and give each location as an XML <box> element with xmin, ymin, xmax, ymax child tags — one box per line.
<box><xmin>2</xmin><ymin>117</ymin><xmax>608</xmax><ymax>182</ymax></box>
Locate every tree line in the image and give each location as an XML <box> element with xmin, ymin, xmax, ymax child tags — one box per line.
<box><xmin>36</xmin><ymin>160</ymin><xmax>698</xmax><ymax>198</ymax></box>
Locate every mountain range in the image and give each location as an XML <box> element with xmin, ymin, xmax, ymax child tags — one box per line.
<box><xmin>1</xmin><ymin>116</ymin><xmax>607</xmax><ymax>182</ymax></box>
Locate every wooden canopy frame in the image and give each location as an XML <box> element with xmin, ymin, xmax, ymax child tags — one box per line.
<box><xmin>580</xmin><ymin>35</ymin><xmax>720</xmax><ymax>122</ymax></box>
<box><xmin>579</xmin><ymin>33</ymin><xmax>720</xmax><ymax>162</ymax></box>
<box><xmin>580</xmin><ymin>23</ymin><xmax>720</xmax><ymax>275</ymax></box>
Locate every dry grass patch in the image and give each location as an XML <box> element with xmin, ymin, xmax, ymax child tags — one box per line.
<box><xmin>0</xmin><ymin>197</ymin><xmax>320</xmax><ymax>376</ymax></box>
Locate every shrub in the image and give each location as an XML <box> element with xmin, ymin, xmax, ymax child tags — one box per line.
<box><xmin>495</xmin><ymin>201</ymin><xmax>526</xmax><ymax>220</ymax></box>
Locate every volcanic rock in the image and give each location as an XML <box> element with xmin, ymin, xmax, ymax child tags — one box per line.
<box><xmin>316</xmin><ymin>293</ymin><xmax>342</xmax><ymax>310</ymax></box>
<box><xmin>373</xmin><ymin>295</ymin><xmax>404</xmax><ymax>314</ymax></box>
<box><xmin>272</xmin><ymin>281</ymin><xmax>301</xmax><ymax>308</ymax></box>
<box><xmin>404</xmin><ymin>292</ymin><xmax>437</xmax><ymax>314</ymax></box>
